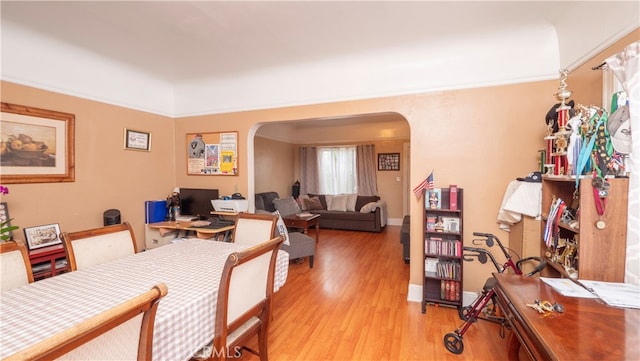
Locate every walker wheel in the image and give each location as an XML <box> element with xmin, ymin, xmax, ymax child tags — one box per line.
<box><xmin>444</xmin><ymin>333</ymin><xmax>464</xmax><ymax>354</ymax></box>
<box><xmin>458</xmin><ymin>306</ymin><xmax>471</xmax><ymax>321</ymax></box>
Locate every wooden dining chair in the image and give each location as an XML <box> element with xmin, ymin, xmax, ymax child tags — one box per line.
<box><xmin>193</xmin><ymin>236</ymin><xmax>284</xmax><ymax>361</ymax></box>
<box><xmin>231</xmin><ymin>213</ymin><xmax>277</xmax><ymax>246</ymax></box>
<box><xmin>0</xmin><ymin>240</ymin><xmax>35</xmax><ymax>291</ymax></box>
<box><xmin>4</xmin><ymin>283</ymin><xmax>168</xmax><ymax>361</ymax></box>
<box><xmin>61</xmin><ymin>222</ymin><xmax>138</xmax><ymax>271</ymax></box>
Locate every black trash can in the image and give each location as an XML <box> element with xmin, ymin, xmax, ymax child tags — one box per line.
<box><xmin>104</xmin><ymin>209</ymin><xmax>121</xmax><ymax>226</ymax></box>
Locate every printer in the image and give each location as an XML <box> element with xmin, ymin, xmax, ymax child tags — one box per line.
<box><xmin>211</xmin><ymin>199</ymin><xmax>249</xmax><ymax>213</ymax></box>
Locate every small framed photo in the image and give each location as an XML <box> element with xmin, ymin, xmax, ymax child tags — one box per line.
<box><xmin>23</xmin><ymin>223</ymin><xmax>62</xmax><ymax>250</ymax></box>
<box><xmin>124</xmin><ymin>128</ymin><xmax>151</xmax><ymax>151</ymax></box>
<box><xmin>427</xmin><ymin>188</ymin><xmax>442</xmax><ymax>209</ymax></box>
<box><xmin>442</xmin><ymin>217</ymin><xmax>460</xmax><ymax>233</ymax></box>
<box><xmin>378</xmin><ymin>153</ymin><xmax>400</xmax><ymax>171</ymax></box>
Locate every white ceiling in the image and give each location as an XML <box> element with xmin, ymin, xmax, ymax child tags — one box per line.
<box><xmin>1</xmin><ymin>1</ymin><xmax>639</xmax><ymax>118</ymax></box>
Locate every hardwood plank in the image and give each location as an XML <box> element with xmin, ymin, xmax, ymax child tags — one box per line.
<box><xmin>240</xmin><ymin>226</ymin><xmax>509</xmax><ymax>360</ymax></box>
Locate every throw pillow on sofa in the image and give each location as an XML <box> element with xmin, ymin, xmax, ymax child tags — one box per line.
<box><xmin>273</xmin><ymin>196</ymin><xmax>301</xmax><ymax>216</ymax></box>
<box><xmin>328</xmin><ymin>194</ymin><xmax>348</xmax><ymax>211</ymax></box>
<box><xmin>355</xmin><ymin>195</ymin><xmax>380</xmax><ymax>211</ymax></box>
<box><xmin>298</xmin><ymin>194</ymin><xmax>310</xmax><ymax>210</ymax></box>
<box><xmin>346</xmin><ymin>193</ymin><xmax>358</xmax><ymax>212</ymax></box>
<box><xmin>304</xmin><ymin>196</ymin><xmax>323</xmax><ymax>210</ymax></box>
<box><xmin>360</xmin><ymin>201</ymin><xmax>378</xmax><ymax>213</ymax></box>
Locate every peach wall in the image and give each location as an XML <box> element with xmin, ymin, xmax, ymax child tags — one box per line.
<box><xmin>1</xmin><ymin>81</ymin><xmax>175</xmax><ymax>250</ymax></box>
<box><xmin>254</xmin><ymin>137</ymin><xmax>296</xmax><ymax>197</ymax></box>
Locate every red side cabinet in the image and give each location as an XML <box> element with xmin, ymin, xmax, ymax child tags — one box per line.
<box><xmin>29</xmin><ymin>244</ymin><xmax>69</xmax><ymax>280</ymax></box>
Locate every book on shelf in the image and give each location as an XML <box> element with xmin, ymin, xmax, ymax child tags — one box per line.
<box><xmin>426</xmin><ymin>216</ymin><xmax>437</xmax><ymax>231</ymax></box>
<box><xmin>449</xmin><ymin>184</ymin><xmax>458</xmax><ymax>210</ymax></box>
<box><xmin>425</xmin><ymin>257</ymin><xmax>439</xmax><ymax>277</ymax></box>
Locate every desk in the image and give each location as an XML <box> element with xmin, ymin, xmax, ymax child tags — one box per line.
<box><xmin>283</xmin><ymin>214</ymin><xmax>320</xmax><ymax>243</ymax></box>
<box><xmin>493</xmin><ymin>273</ymin><xmax>640</xmax><ymax>361</ymax></box>
<box><xmin>0</xmin><ymin>239</ymin><xmax>289</xmax><ymax>361</ymax></box>
<box><xmin>148</xmin><ymin>220</ymin><xmax>234</xmax><ymax>241</ymax></box>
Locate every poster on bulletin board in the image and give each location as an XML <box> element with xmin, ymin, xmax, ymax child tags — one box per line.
<box><xmin>186</xmin><ymin>131</ymin><xmax>238</xmax><ymax>175</ymax></box>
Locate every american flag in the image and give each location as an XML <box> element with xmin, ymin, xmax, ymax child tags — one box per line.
<box><xmin>413</xmin><ymin>171</ymin><xmax>434</xmax><ymax>198</ymax></box>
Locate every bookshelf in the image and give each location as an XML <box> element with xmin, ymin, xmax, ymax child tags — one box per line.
<box><xmin>422</xmin><ymin>186</ymin><xmax>464</xmax><ymax>313</ymax></box>
<box><xmin>540</xmin><ymin>175</ymin><xmax>628</xmax><ymax>282</ymax></box>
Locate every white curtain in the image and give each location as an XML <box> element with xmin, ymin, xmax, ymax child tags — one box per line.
<box><xmin>356</xmin><ymin>144</ymin><xmax>378</xmax><ymax>196</ymax></box>
<box><xmin>606</xmin><ymin>40</ymin><xmax>639</xmax><ymax>285</ymax></box>
<box><xmin>317</xmin><ymin>146</ymin><xmax>357</xmax><ymax>194</ymax></box>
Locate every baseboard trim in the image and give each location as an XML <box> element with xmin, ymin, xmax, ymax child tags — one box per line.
<box><xmin>407</xmin><ymin>283</ymin><xmax>479</xmax><ymax>307</ymax></box>
<box><xmin>407</xmin><ymin>283</ymin><xmax>422</xmax><ymax>302</ymax></box>
<box><xmin>387</xmin><ymin>217</ymin><xmax>402</xmax><ymax>226</ymax></box>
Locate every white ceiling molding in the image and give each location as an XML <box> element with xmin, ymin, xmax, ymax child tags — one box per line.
<box><xmin>174</xmin><ymin>24</ymin><xmax>559</xmax><ymax>117</ymax></box>
<box><xmin>1</xmin><ymin>20</ymin><xmax>176</xmax><ymax>116</ymax></box>
<box><xmin>1</xmin><ymin>1</ymin><xmax>638</xmax><ymax>117</ymax></box>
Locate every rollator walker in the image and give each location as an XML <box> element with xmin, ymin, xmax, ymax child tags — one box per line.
<box><xmin>443</xmin><ymin>232</ymin><xmax>546</xmax><ymax>354</ymax></box>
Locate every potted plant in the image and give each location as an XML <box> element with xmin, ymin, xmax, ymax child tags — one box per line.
<box><xmin>0</xmin><ymin>185</ymin><xmax>18</xmax><ymax>241</ymax></box>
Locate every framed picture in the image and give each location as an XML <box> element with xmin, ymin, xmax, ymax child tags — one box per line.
<box><xmin>427</xmin><ymin>188</ymin><xmax>442</xmax><ymax>209</ymax></box>
<box><xmin>23</xmin><ymin>223</ymin><xmax>62</xmax><ymax>250</ymax></box>
<box><xmin>1</xmin><ymin>102</ymin><xmax>75</xmax><ymax>184</ymax></box>
<box><xmin>378</xmin><ymin>153</ymin><xmax>400</xmax><ymax>171</ymax></box>
<box><xmin>442</xmin><ymin>217</ymin><xmax>461</xmax><ymax>233</ymax></box>
<box><xmin>124</xmin><ymin>128</ymin><xmax>151</xmax><ymax>151</ymax></box>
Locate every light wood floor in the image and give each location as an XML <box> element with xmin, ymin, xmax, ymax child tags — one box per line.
<box><xmin>242</xmin><ymin>226</ymin><xmax>509</xmax><ymax>360</ymax></box>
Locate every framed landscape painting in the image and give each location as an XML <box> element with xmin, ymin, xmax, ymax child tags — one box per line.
<box><xmin>0</xmin><ymin>103</ymin><xmax>75</xmax><ymax>184</ymax></box>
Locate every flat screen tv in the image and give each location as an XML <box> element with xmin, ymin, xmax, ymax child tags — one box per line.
<box><xmin>179</xmin><ymin>188</ymin><xmax>219</xmax><ymax>219</ymax></box>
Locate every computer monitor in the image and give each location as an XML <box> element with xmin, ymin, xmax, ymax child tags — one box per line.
<box><xmin>179</xmin><ymin>188</ymin><xmax>219</xmax><ymax>219</ymax></box>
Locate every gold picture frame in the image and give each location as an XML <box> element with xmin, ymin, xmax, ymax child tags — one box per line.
<box><xmin>1</xmin><ymin>103</ymin><xmax>75</xmax><ymax>184</ymax></box>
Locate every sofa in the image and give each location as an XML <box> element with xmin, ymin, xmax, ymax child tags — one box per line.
<box><xmin>255</xmin><ymin>191</ymin><xmax>387</xmax><ymax>233</ymax></box>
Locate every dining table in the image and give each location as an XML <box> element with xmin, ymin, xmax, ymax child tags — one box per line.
<box><xmin>0</xmin><ymin>238</ymin><xmax>289</xmax><ymax>361</ymax></box>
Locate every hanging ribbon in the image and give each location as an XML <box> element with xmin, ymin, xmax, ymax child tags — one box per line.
<box><xmin>544</xmin><ymin>198</ymin><xmax>564</xmax><ymax>248</ymax></box>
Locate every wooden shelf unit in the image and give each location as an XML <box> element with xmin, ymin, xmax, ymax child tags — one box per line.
<box><xmin>422</xmin><ymin>187</ymin><xmax>464</xmax><ymax>313</ymax></box>
<box><xmin>540</xmin><ymin>175</ymin><xmax>628</xmax><ymax>282</ymax></box>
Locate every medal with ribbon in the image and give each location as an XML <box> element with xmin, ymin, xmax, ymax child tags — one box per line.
<box><xmin>591</xmin><ymin>172</ymin><xmax>610</xmax><ymax>229</ymax></box>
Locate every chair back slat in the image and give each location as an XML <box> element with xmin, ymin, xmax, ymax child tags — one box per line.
<box><xmin>4</xmin><ymin>283</ymin><xmax>168</xmax><ymax>361</ymax></box>
<box><xmin>227</xmin><ymin>250</ymin><xmax>272</xmax><ymax>323</ymax></box>
<box><xmin>0</xmin><ymin>240</ymin><xmax>34</xmax><ymax>291</ymax></box>
<box><xmin>211</xmin><ymin>235</ymin><xmax>284</xmax><ymax>361</ymax></box>
<box><xmin>61</xmin><ymin>222</ymin><xmax>137</xmax><ymax>271</ymax></box>
<box><xmin>232</xmin><ymin>213</ymin><xmax>277</xmax><ymax>246</ymax></box>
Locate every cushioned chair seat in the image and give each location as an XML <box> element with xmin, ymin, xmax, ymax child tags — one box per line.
<box><xmin>282</xmin><ymin>232</ymin><xmax>315</xmax><ymax>268</ymax></box>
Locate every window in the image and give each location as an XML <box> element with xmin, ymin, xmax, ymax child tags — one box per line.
<box><xmin>317</xmin><ymin>146</ymin><xmax>357</xmax><ymax>194</ymax></box>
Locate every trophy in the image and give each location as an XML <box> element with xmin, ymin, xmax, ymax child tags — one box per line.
<box><xmin>552</xmin><ymin>69</ymin><xmax>572</xmax><ymax>176</ymax></box>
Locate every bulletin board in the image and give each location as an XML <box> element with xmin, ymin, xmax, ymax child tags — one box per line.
<box><xmin>186</xmin><ymin>131</ymin><xmax>238</xmax><ymax>175</ymax></box>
